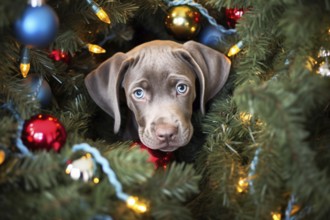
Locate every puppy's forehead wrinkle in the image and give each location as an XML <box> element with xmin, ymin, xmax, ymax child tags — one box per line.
<box><xmin>130</xmin><ymin>54</ymin><xmax>143</xmax><ymax>68</ymax></box>
<box><xmin>129</xmin><ymin>42</ymin><xmax>180</xmax><ymax>56</ymax></box>
<box><xmin>129</xmin><ymin>47</ymin><xmax>178</xmax><ymax>69</ymax></box>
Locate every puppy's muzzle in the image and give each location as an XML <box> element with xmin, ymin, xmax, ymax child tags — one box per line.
<box><xmin>139</xmin><ymin>116</ymin><xmax>193</xmax><ymax>152</ymax></box>
<box><xmin>155</xmin><ymin>122</ymin><xmax>178</xmax><ymax>143</ymax></box>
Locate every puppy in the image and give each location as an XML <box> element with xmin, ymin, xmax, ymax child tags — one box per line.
<box><xmin>85</xmin><ymin>40</ymin><xmax>230</xmax><ymax>152</ymax></box>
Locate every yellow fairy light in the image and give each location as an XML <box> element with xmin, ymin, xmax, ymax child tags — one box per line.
<box><xmin>20</xmin><ymin>63</ymin><xmax>30</xmax><ymax>78</ymax></box>
<box><xmin>86</xmin><ymin>0</ymin><xmax>111</xmax><ymax>24</ymax></box>
<box><xmin>20</xmin><ymin>46</ymin><xmax>30</xmax><ymax>78</ymax></box>
<box><xmin>87</xmin><ymin>43</ymin><xmax>106</xmax><ymax>54</ymax></box>
<box><xmin>236</xmin><ymin>177</ymin><xmax>249</xmax><ymax>193</ymax></box>
<box><xmin>228</xmin><ymin>40</ymin><xmax>244</xmax><ymax>57</ymax></box>
<box><xmin>93</xmin><ymin>177</ymin><xmax>100</xmax><ymax>184</ymax></box>
<box><xmin>305</xmin><ymin>56</ymin><xmax>317</xmax><ymax>71</ymax></box>
<box><xmin>95</xmin><ymin>8</ymin><xmax>111</xmax><ymax>24</ymax></box>
<box><xmin>0</xmin><ymin>150</ymin><xmax>6</xmax><ymax>165</ymax></box>
<box><xmin>291</xmin><ymin>204</ymin><xmax>300</xmax><ymax>216</ymax></box>
<box><xmin>239</xmin><ymin>112</ymin><xmax>253</xmax><ymax>125</ymax></box>
<box><xmin>65</xmin><ymin>164</ymin><xmax>72</xmax><ymax>174</ymax></box>
<box><xmin>126</xmin><ymin>196</ymin><xmax>148</xmax><ymax>214</ymax></box>
<box><xmin>271</xmin><ymin>212</ymin><xmax>281</xmax><ymax>220</ymax></box>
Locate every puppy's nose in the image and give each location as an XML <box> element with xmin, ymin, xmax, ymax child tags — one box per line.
<box><xmin>155</xmin><ymin>123</ymin><xmax>178</xmax><ymax>142</ymax></box>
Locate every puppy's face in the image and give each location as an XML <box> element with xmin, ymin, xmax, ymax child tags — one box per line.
<box><xmin>122</xmin><ymin>56</ymin><xmax>196</xmax><ymax>152</ymax></box>
<box><xmin>85</xmin><ymin>40</ymin><xmax>231</xmax><ymax>152</ymax></box>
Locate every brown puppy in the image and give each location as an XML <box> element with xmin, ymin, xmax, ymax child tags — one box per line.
<box><xmin>85</xmin><ymin>40</ymin><xmax>230</xmax><ymax>152</ymax></box>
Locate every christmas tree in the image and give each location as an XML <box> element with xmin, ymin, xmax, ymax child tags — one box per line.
<box><xmin>1</xmin><ymin>0</ymin><xmax>330</xmax><ymax>219</ymax></box>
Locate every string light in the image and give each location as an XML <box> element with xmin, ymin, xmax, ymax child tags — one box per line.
<box><xmin>271</xmin><ymin>212</ymin><xmax>281</xmax><ymax>220</ymax></box>
<box><xmin>236</xmin><ymin>177</ymin><xmax>249</xmax><ymax>193</ymax></box>
<box><xmin>72</xmin><ymin>143</ymin><xmax>149</xmax><ymax>215</ymax></box>
<box><xmin>65</xmin><ymin>153</ymin><xmax>97</xmax><ymax>182</ymax></box>
<box><xmin>239</xmin><ymin>112</ymin><xmax>252</xmax><ymax>125</ymax></box>
<box><xmin>93</xmin><ymin>177</ymin><xmax>100</xmax><ymax>184</ymax></box>
<box><xmin>20</xmin><ymin>46</ymin><xmax>30</xmax><ymax>78</ymax></box>
<box><xmin>228</xmin><ymin>40</ymin><xmax>244</xmax><ymax>57</ymax></box>
<box><xmin>0</xmin><ymin>102</ymin><xmax>31</xmax><ymax>155</ymax></box>
<box><xmin>86</xmin><ymin>0</ymin><xmax>111</xmax><ymax>24</ymax></box>
<box><xmin>87</xmin><ymin>43</ymin><xmax>106</xmax><ymax>53</ymax></box>
<box><xmin>126</xmin><ymin>196</ymin><xmax>148</xmax><ymax>213</ymax></box>
<box><xmin>0</xmin><ymin>149</ymin><xmax>5</xmax><ymax>165</ymax></box>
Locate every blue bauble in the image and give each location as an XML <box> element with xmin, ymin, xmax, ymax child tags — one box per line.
<box><xmin>14</xmin><ymin>5</ymin><xmax>59</xmax><ymax>47</ymax></box>
<box><xmin>198</xmin><ymin>25</ymin><xmax>224</xmax><ymax>49</ymax></box>
<box><xmin>24</xmin><ymin>74</ymin><xmax>53</xmax><ymax>108</ymax></box>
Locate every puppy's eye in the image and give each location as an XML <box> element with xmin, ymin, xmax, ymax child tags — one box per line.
<box><xmin>176</xmin><ymin>83</ymin><xmax>188</xmax><ymax>94</ymax></box>
<box><xmin>133</xmin><ymin>88</ymin><xmax>144</xmax><ymax>99</ymax></box>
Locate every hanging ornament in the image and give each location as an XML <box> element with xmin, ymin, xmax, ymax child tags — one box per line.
<box><xmin>130</xmin><ymin>142</ymin><xmax>174</xmax><ymax>170</ymax></box>
<box><xmin>225</xmin><ymin>8</ymin><xmax>245</xmax><ymax>29</ymax></box>
<box><xmin>21</xmin><ymin>114</ymin><xmax>67</xmax><ymax>152</ymax></box>
<box><xmin>23</xmin><ymin>74</ymin><xmax>53</xmax><ymax>108</ymax></box>
<box><xmin>49</xmin><ymin>49</ymin><xmax>71</xmax><ymax>63</ymax></box>
<box><xmin>164</xmin><ymin>5</ymin><xmax>201</xmax><ymax>41</ymax></box>
<box><xmin>65</xmin><ymin>153</ymin><xmax>100</xmax><ymax>183</ymax></box>
<box><xmin>14</xmin><ymin>0</ymin><xmax>59</xmax><ymax>48</ymax></box>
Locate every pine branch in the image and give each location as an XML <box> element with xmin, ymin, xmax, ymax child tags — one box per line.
<box><xmin>105</xmin><ymin>1</ymin><xmax>139</xmax><ymax>24</ymax></box>
<box><xmin>30</xmin><ymin>49</ymin><xmax>60</xmax><ymax>77</ymax></box>
<box><xmin>0</xmin><ymin>151</ymin><xmax>64</xmax><ymax>190</ymax></box>
<box><xmin>0</xmin><ymin>35</ymin><xmax>20</xmax><ymax>80</ymax></box>
<box><xmin>143</xmin><ymin>163</ymin><xmax>201</xmax><ymax>203</ymax></box>
<box><xmin>54</xmin><ymin>30</ymin><xmax>84</xmax><ymax>56</ymax></box>
<box><xmin>0</xmin><ymin>0</ymin><xmax>25</xmax><ymax>29</ymax></box>
<box><xmin>0</xmin><ymin>183</ymin><xmax>94</xmax><ymax>220</ymax></box>
<box><xmin>105</xmin><ymin>144</ymin><xmax>155</xmax><ymax>186</ymax></box>
<box><xmin>151</xmin><ymin>201</ymin><xmax>194</xmax><ymax>220</ymax></box>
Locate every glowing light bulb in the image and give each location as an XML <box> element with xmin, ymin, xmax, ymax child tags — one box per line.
<box><xmin>20</xmin><ymin>46</ymin><xmax>31</xmax><ymax>78</ymax></box>
<box><xmin>271</xmin><ymin>212</ymin><xmax>281</xmax><ymax>220</ymax></box>
<box><xmin>20</xmin><ymin>63</ymin><xmax>30</xmax><ymax>78</ymax></box>
<box><xmin>236</xmin><ymin>177</ymin><xmax>249</xmax><ymax>193</ymax></box>
<box><xmin>93</xmin><ymin>177</ymin><xmax>100</xmax><ymax>184</ymax></box>
<box><xmin>126</xmin><ymin>196</ymin><xmax>148</xmax><ymax>213</ymax></box>
<box><xmin>87</xmin><ymin>43</ymin><xmax>106</xmax><ymax>54</ymax></box>
<box><xmin>96</xmin><ymin>8</ymin><xmax>111</xmax><ymax>24</ymax></box>
<box><xmin>239</xmin><ymin>112</ymin><xmax>253</xmax><ymax>125</ymax></box>
<box><xmin>86</xmin><ymin>0</ymin><xmax>111</xmax><ymax>24</ymax></box>
<box><xmin>228</xmin><ymin>40</ymin><xmax>244</xmax><ymax>57</ymax></box>
<box><xmin>87</xmin><ymin>44</ymin><xmax>106</xmax><ymax>53</ymax></box>
<box><xmin>0</xmin><ymin>150</ymin><xmax>5</xmax><ymax>165</ymax></box>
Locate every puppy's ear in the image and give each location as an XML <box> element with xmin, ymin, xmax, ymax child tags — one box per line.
<box><xmin>85</xmin><ymin>52</ymin><xmax>130</xmax><ymax>133</ymax></box>
<box><xmin>182</xmin><ymin>41</ymin><xmax>231</xmax><ymax>114</ymax></box>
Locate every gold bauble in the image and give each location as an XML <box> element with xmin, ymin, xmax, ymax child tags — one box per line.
<box><xmin>164</xmin><ymin>5</ymin><xmax>201</xmax><ymax>40</ymax></box>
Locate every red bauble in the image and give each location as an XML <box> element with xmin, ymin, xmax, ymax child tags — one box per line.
<box><xmin>131</xmin><ymin>142</ymin><xmax>175</xmax><ymax>170</ymax></box>
<box><xmin>21</xmin><ymin>114</ymin><xmax>67</xmax><ymax>152</ymax></box>
<box><xmin>225</xmin><ymin>8</ymin><xmax>245</xmax><ymax>28</ymax></box>
<box><xmin>49</xmin><ymin>50</ymin><xmax>70</xmax><ymax>63</ymax></box>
